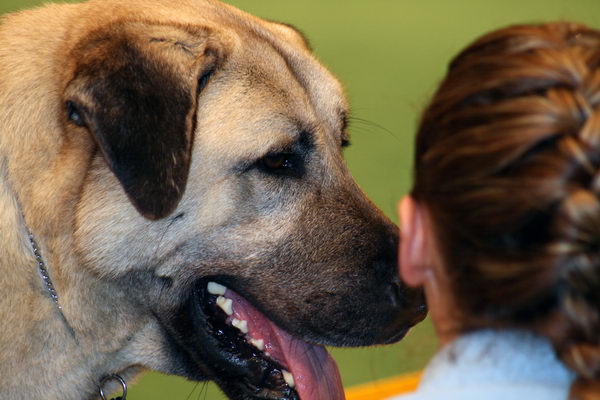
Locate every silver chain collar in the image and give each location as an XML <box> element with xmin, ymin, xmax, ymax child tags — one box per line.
<box><xmin>27</xmin><ymin>229</ymin><xmax>62</xmax><ymax>310</ymax></box>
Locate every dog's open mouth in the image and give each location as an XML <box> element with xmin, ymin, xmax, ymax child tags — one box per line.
<box><xmin>187</xmin><ymin>280</ymin><xmax>346</xmax><ymax>400</ymax></box>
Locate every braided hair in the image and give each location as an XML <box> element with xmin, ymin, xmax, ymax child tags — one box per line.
<box><xmin>412</xmin><ymin>22</ymin><xmax>600</xmax><ymax>399</ymax></box>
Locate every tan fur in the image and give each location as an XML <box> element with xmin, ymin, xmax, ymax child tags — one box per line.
<box><xmin>0</xmin><ymin>1</ymin><xmax>424</xmax><ymax>399</ymax></box>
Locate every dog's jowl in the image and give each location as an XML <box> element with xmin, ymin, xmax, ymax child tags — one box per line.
<box><xmin>0</xmin><ymin>1</ymin><xmax>426</xmax><ymax>399</ymax></box>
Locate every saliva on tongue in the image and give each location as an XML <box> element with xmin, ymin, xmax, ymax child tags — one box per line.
<box><xmin>225</xmin><ymin>290</ymin><xmax>346</xmax><ymax>400</ymax></box>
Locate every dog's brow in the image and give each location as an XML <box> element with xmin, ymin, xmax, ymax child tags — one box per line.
<box><xmin>271</xmin><ymin>121</ymin><xmax>315</xmax><ymax>153</ymax></box>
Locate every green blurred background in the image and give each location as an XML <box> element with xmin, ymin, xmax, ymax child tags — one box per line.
<box><xmin>2</xmin><ymin>0</ymin><xmax>600</xmax><ymax>398</ymax></box>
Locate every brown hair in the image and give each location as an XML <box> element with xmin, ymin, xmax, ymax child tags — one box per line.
<box><xmin>412</xmin><ymin>22</ymin><xmax>600</xmax><ymax>399</ymax></box>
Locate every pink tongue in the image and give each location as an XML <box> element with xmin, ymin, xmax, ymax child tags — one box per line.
<box><xmin>225</xmin><ymin>290</ymin><xmax>346</xmax><ymax>400</ymax></box>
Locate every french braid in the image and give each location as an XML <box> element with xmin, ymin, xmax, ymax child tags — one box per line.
<box><xmin>412</xmin><ymin>23</ymin><xmax>600</xmax><ymax>399</ymax></box>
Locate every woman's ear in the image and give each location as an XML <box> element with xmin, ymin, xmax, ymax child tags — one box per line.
<box><xmin>400</xmin><ymin>196</ymin><xmax>461</xmax><ymax>343</ymax></box>
<box><xmin>398</xmin><ymin>195</ymin><xmax>429</xmax><ymax>287</ymax></box>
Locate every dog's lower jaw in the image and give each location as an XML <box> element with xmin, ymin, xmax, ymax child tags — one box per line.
<box><xmin>150</xmin><ymin>279</ymin><xmax>346</xmax><ymax>400</ymax></box>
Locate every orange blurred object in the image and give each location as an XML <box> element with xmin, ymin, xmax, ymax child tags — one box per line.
<box><xmin>345</xmin><ymin>371</ymin><xmax>422</xmax><ymax>400</ymax></box>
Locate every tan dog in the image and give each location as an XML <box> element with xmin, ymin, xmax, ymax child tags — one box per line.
<box><xmin>0</xmin><ymin>0</ymin><xmax>426</xmax><ymax>399</ymax></box>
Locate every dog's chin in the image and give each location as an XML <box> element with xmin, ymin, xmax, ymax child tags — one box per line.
<box><xmin>162</xmin><ymin>278</ymin><xmax>345</xmax><ymax>400</ymax></box>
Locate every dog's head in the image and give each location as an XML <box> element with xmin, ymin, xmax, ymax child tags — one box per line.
<box><xmin>53</xmin><ymin>0</ymin><xmax>426</xmax><ymax>398</ymax></box>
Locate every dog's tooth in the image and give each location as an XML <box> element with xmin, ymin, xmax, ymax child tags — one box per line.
<box><xmin>232</xmin><ymin>318</ymin><xmax>249</xmax><ymax>334</ymax></box>
<box><xmin>250</xmin><ymin>338</ymin><xmax>264</xmax><ymax>351</ymax></box>
<box><xmin>216</xmin><ymin>296</ymin><xmax>233</xmax><ymax>316</ymax></box>
<box><xmin>282</xmin><ymin>370</ymin><xmax>295</xmax><ymax>388</ymax></box>
<box><xmin>207</xmin><ymin>282</ymin><xmax>227</xmax><ymax>295</ymax></box>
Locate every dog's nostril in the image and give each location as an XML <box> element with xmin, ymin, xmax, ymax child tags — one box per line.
<box><xmin>386</xmin><ymin>274</ymin><xmax>427</xmax><ymax>313</ymax></box>
<box><xmin>386</xmin><ymin>276</ymin><xmax>406</xmax><ymax>308</ymax></box>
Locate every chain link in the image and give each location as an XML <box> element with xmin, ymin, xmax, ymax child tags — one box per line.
<box><xmin>27</xmin><ymin>230</ymin><xmax>62</xmax><ymax>310</ymax></box>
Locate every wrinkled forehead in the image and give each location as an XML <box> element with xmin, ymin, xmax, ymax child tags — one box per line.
<box><xmin>215</xmin><ymin>7</ymin><xmax>349</xmax><ymax>143</ymax></box>
<box><xmin>195</xmin><ymin>72</ymin><xmax>315</xmax><ymax>163</ymax></box>
<box><xmin>196</xmin><ymin>34</ymin><xmax>348</xmax><ymax>165</ymax></box>
<box><xmin>186</xmin><ymin>17</ymin><xmax>349</xmax><ymax>167</ymax></box>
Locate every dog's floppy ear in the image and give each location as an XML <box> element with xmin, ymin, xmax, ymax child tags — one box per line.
<box><xmin>65</xmin><ymin>27</ymin><xmax>221</xmax><ymax>220</ymax></box>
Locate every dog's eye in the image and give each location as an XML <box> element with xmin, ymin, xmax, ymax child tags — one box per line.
<box><xmin>256</xmin><ymin>152</ymin><xmax>304</xmax><ymax>178</ymax></box>
<box><xmin>66</xmin><ymin>101</ymin><xmax>86</xmax><ymax>127</ymax></box>
<box><xmin>261</xmin><ymin>154</ymin><xmax>293</xmax><ymax>170</ymax></box>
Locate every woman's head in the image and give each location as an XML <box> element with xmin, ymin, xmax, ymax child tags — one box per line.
<box><xmin>400</xmin><ymin>22</ymin><xmax>600</xmax><ymax>398</ymax></box>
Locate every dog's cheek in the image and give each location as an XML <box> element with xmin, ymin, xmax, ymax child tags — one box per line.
<box><xmin>73</xmin><ymin>156</ymin><xmax>177</xmax><ymax>277</ymax></box>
